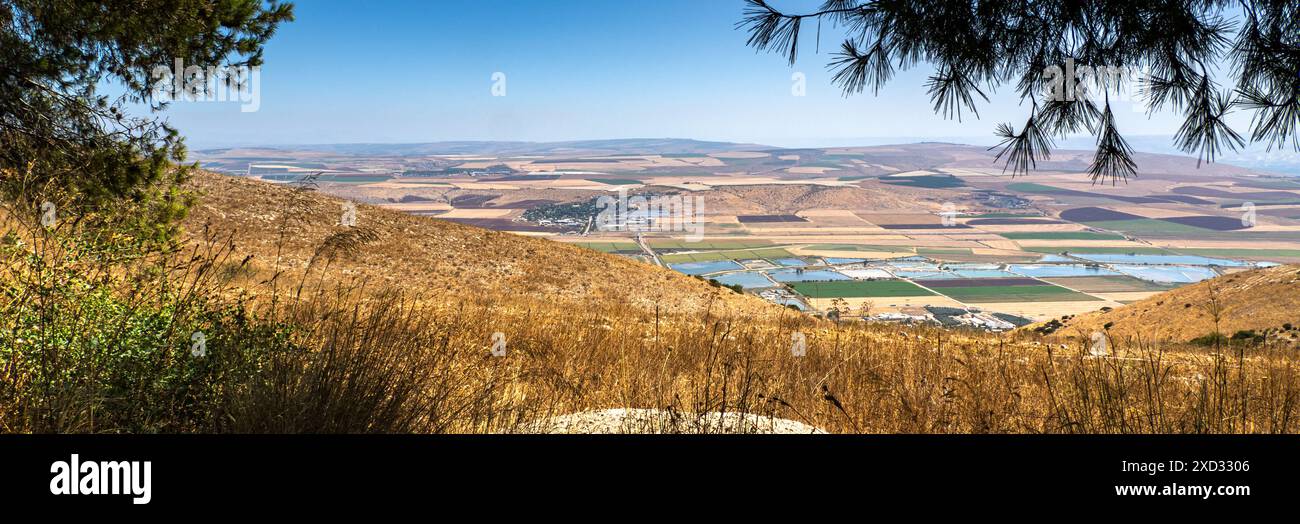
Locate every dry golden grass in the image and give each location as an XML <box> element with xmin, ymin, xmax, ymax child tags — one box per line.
<box><xmin>1055</xmin><ymin>265</ymin><xmax>1300</xmax><ymax>345</ymax></box>
<box><xmin>238</xmin><ymin>290</ymin><xmax>1300</xmax><ymax>433</ymax></box>
<box><xmin>7</xmin><ymin>171</ymin><xmax>1298</xmax><ymax>434</ymax></box>
<box><xmin>188</xmin><ymin>171</ymin><xmax>1300</xmax><ymax>434</ymax></box>
<box><xmin>184</xmin><ymin>171</ymin><xmax>769</xmax><ymax>318</ymax></box>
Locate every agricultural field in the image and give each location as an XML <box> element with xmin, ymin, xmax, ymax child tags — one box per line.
<box><xmin>878</xmin><ymin>173</ymin><xmax>967</xmax><ymax>188</ymax></box>
<box><xmin>1040</xmin><ymin>276</ymin><xmax>1176</xmax><ymax>293</ymax></box>
<box><xmin>649</xmin><ymin>239</ymin><xmax>773</xmax><ymax>250</ymax></box>
<box><xmin>998</xmin><ymin>231</ymin><xmax>1126</xmax><ymax>240</ymax></box>
<box><xmin>195</xmin><ymin>141</ymin><xmax>1300</xmax><ymax>325</ymax></box>
<box><xmin>660</xmin><ymin>247</ymin><xmax>795</xmax><ymax>263</ymax></box>
<box><xmin>789</xmin><ymin>280</ymin><xmax>934</xmax><ymax>298</ymax></box>
<box><xmin>917</xmin><ymin>278</ymin><xmax>1101</xmax><ymax>303</ymax></box>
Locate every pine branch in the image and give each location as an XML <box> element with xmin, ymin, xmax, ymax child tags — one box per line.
<box><xmin>737</xmin><ymin>0</ymin><xmax>1300</xmax><ymax>182</ymax></box>
<box><xmin>1088</xmin><ymin>103</ymin><xmax>1137</xmax><ymax>184</ymax></box>
<box><xmin>739</xmin><ymin>0</ymin><xmax>869</xmax><ymax>66</ymax></box>
<box><xmin>1038</xmin><ymin>97</ymin><xmax>1102</xmax><ymax>137</ymax></box>
<box><xmin>991</xmin><ymin>110</ymin><xmax>1053</xmax><ymax>178</ymax></box>
<box><xmin>829</xmin><ymin>38</ymin><xmax>893</xmax><ymax>95</ymax></box>
<box><xmin>925</xmin><ymin>63</ymin><xmax>989</xmax><ymax>122</ymax></box>
<box><xmin>1175</xmin><ymin>79</ymin><xmax>1245</xmax><ymax>165</ymax></box>
<box><xmin>1236</xmin><ymin>86</ymin><xmax>1300</xmax><ymax>151</ymax></box>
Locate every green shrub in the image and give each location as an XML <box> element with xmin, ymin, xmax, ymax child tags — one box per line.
<box><xmin>1190</xmin><ymin>332</ymin><xmax>1228</xmax><ymax>347</ymax></box>
<box><xmin>1231</xmin><ymin>330</ymin><xmax>1266</xmax><ymax>345</ymax></box>
<box><xmin>0</xmin><ymin>226</ymin><xmax>295</xmax><ymax>432</ymax></box>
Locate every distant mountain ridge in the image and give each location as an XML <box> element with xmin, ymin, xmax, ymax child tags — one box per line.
<box><xmin>197</xmin><ymin>138</ymin><xmax>774</xmax><ymax>157</ymax></box>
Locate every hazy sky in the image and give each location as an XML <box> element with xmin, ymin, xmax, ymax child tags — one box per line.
<box><xmin>147</xmin><ymin>0</ymin><xmax>1244</xmax><ymax>150</ymax></box>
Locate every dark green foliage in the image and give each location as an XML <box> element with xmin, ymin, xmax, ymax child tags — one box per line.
<box><xmin>522</xmin><ymin>198</ymin><xmax>600</xmax><ymax>223</ymax></box>
<box><xmin>1191</xmin><ymin>332</ymin><xmax>1230</xmax><ymax>347</ymax></box>
<box><xmin>739</xmin><ymin>1</ymin><xmax>1300</xmax><ymax>183</ymax></box>
<box><xmin>0</xmin><ymin>2</ymin><xmax>301</xmax><ymax>432</ymax></box>
<box><xmin>991</xmin><ymin>312</ymin><xmax>1033</xmax><ymax>328</ymax></box>
<box><xmin>1231</xmin><ymin>330</ymin><xmax>1266</xmax><ymax>344</ymax></box>
<box><xmin>1</xmin><ymin>0</ymin><xmax>294</xmax><ymax>240</ymax></box>
<box><xmin>0</xmin><ymin>227</ymin><xmax>295</xmax><ymax>432</ymax></box>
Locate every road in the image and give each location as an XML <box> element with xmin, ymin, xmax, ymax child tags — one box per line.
<box><xmin>636</xmin><ymin>233</ymin><xmax>663</xmax><ymax>267</ymax></box>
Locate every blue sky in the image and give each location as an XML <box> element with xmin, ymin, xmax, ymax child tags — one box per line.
<box><xmin>151</xmin><ymin>0</ymin><xmax>1224</xmax><ymax>150</ymax></box>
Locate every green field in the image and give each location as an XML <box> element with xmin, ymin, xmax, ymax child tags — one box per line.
<box><xmin>572</xmin><ymin>242</ymin><xmax>639</xmax><ymax>253</ymax></box>
<box><xmin>1082</xmin><ymin>219</ymin><xmax>1209</xmax><ymax>235</ymax></box>
<box><xmin>650</xmin><ymin>239</ymin><xmax>772</xmax><ymax>250</ymax></box>
<box><xmin>881</xmin><ymin>174</ymin><xmax>966</xmax><ymax>189</ymax></box>
<box><xmin>1000</xmin><ymin>231</ymin><xmax>1126</xmax><ymax>240</ymax></box>
<box><xmin>790</xmin><ymin>280</ymin><xmax>935</xmax><ymax>298</ymax></box>
<box><xmin>660</xmin><ymin>247</ymin><xmax>794</xmax><ymax>263</ymax></box>
<box><xmin>935</xmin><ymin>284</ymin><xmax>1100</xmax><ymax>303</ymax></box>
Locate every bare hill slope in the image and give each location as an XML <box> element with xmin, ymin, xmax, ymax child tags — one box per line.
<box><xmin>184</xmin><ymin>171</ymin><xmax>777</xmax><ymax>316</ymax></box>
<box><xmin>1040</xmin><ymin>265</ymin><xmax>1300</xmax><ymax>345</ymax></box>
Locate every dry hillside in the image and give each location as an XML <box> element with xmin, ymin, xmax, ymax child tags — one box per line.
<box><xmin>9</xmin><ymin>170</ymin><xmax>1300</xmax><ymax>434</ymax></box>
<box><xmin>1041</xmin><ymin>264</ymin><xmax>1300</xmax><ymax>346</ymax></box>
<box><xmin>184</xmin><ymin>171</ymin><xmax>777</xmax><ymax>317</ymax></box>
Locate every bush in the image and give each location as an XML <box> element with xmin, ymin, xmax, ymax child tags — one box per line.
<box><xmin>0</xmin><ymin>201</ymin><xmax>508</xmax><ymax>434</ymax></box>
<box><xmin>0</xmin><ymin>221</ymin><xmax>294</xmax><ymax>432</ymax></box>
<box><xmin>1231</xmin><ymin>330</ymin><xmax>1266</xmax><ymax>345</ymax></box>
<box><xmin>1190</xmin><ymin>332</ymin><xmax>1228</xmax><ymax>347</ymax></box>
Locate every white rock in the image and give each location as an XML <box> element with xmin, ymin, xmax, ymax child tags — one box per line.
<box><xmin>529</xmin><ymin>408</ymin><xmax>827</xmax><ymax>434</ymax></box>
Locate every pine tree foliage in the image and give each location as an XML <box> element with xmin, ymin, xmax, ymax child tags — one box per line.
<box><xmin>1</xmin><ymin>0</ymin><xmax>294</xmax><ymax>239</ymax></box>
<box><xmin>739</xmin><ymin>0</ymin><xmax>1299</xmax><ymax>183</ymax></box>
